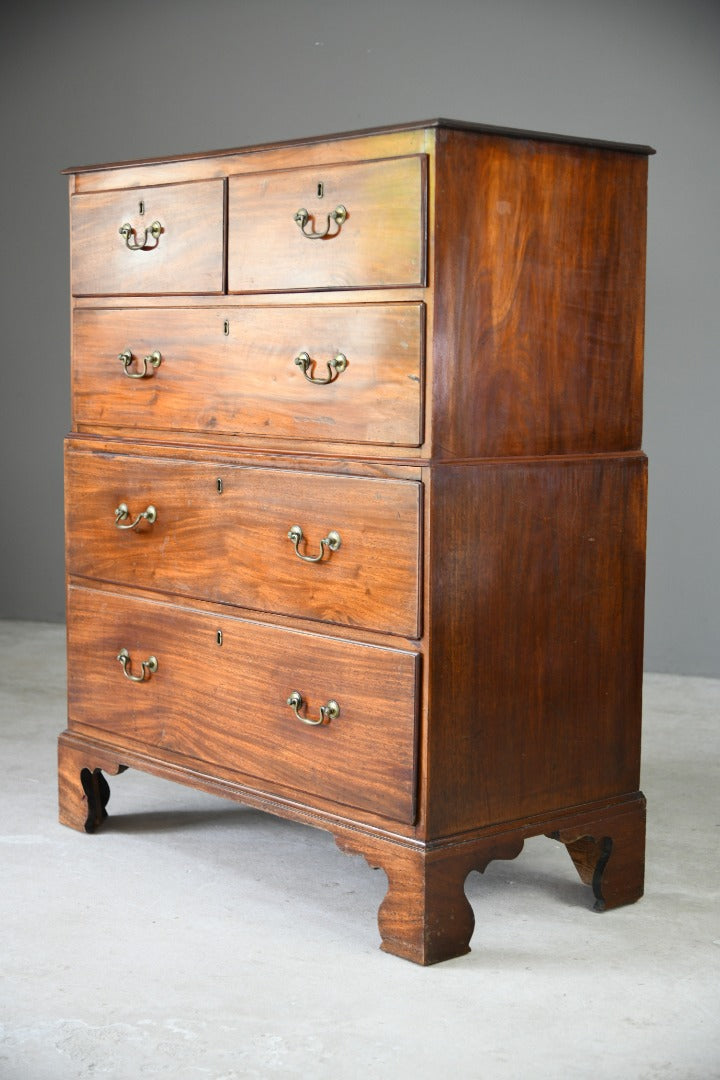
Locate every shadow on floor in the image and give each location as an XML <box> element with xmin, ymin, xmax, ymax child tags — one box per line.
<box><xmin>104</xmin><ymin>804</ymin><xmax>286</xmax><ymax>834</ymax></box>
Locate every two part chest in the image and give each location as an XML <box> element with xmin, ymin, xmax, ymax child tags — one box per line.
<box><xmin>60</xmin><ymin>121</ymin><xmax>651</xmax><ymax>963</ymax></box>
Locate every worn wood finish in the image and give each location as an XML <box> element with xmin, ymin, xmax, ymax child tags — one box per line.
<box><xmin>59</xmin><ymin>724</ymin><xmax>646</xmax><ymax>960</ymax></box>
<box><xmin>432</xmin><ymin>130</ymin><xmax>648</xmax><ymax>457</ymax></box>
<box><xmin>65</xmin><ymin>433</ymin><xmax>425</xmax><ymax>482</ymax></box>
<box><xmin>65</xmin><ymin>449</ymin><xmax>422</xmax><ymax>637</ymax></box>
<box><xmin>63</xmin><ymin>118</ymin><xmax>653</xmax><ymax>178</ymax></box>
<box><xmin>72</xmin><ymin>289</ymin><xmax>426</xmax><ymax>309</ymax></box>
<box><xmin>58</xmin><ymin>723</ymin><xmax>646</xmax><ymax>964</ymax></box>
<box><xmin>336</xmin><ymin>791</ymin><xmax>646</xmax><ymax>962</ymax></box>
<box><xmin>58</xmin><ymin>737</ymin><xmax>127</xmax><ymax>833</ymax></box>
<box><xmin>71</xmin><ymin>179</ymin><xmax>225</xmax><ymax>296</ymax></box>
<box><xmin>67</xmin><ymin>585</ymin><xmax>420</xmax><ymax>823</ymax></box>
<box><xmin>73</xmin><ymin>303</ymin><xmax>424</xmax><ymax>446</ymax></box>
<box><xmin>550</xmin><ymin>798</ymin><xmax>646</xmax><ymax>911</ymax></box>
<box><xmin>61</xmin><ymin>120</ymin><xmax>651</xmax><ymax>964</ymax></box>
<box><xmin>70</xmin><ymin>130</ymin><xmax>432</xmax><ymax>194</ymax></box>
<box><xmin>228</xmin><ymin>155</ymin><xmax>426</xmax><ymax>292</ymax></box>
<box><xmin>424</xmin><ymin>454</ymin><xmax>647</xmax><ymax>838</ymax></box>
<box><xmin>59</xmin><ymin>725</ymin><xmax>421</xmax><ymax>839</ymax></box>
<box><xmin>336</xmin><ymin>831</ymin><xmax>524</xmax><ymax>964</ymax></box>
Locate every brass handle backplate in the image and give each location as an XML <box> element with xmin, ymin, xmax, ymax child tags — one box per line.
<box><xmin>287</xmin><ymin>525</ymin><xmax>341</xmax><ymax>563</ymax></box>
<box><xmin>114</xmin><ymin>502</ymin><xmax>157</xmax><ymax>530</ymax></box>
<box><xmin>287</xmin><ymin>690</ymin><xmax>339</xmax><ymax>726</ymax></box>
<box><xmin>118</xmin><ymin>348</ymin><xmax>162</xmax><ymax>379</ymax></box>
<box><xmin>119</xmin><ymin>220</ymin><xmax>163</xmax><ymax>250</ymax></box>
<box><xmin>293</xmin><ymin>205</ymin><xmax>347</xmax><ymax>239</ymax></box>
<box><xmin>294</xmin><ymin>351</ymin><xmax>348</xmax><ymax>385</ymax></box>
<box><xmin>116</xmin><ymin>648</ymin><xmax>158</xmax><ymax>683</ymax></box>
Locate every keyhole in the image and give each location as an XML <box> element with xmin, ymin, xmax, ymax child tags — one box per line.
<box><xmin>138</xmin><ymin>200</ymin><xmax>145</xmax><ymax>215</ymax></box>
<box><xmin>317</xmin><ymin>183</ymin><xmax>324</xmax><ymax>198</ymax></box>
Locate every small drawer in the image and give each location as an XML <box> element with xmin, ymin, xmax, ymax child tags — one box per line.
<box><xmin>228</xmin><ymin>155</ymin><xmax>426</xmax><ymax>293</ymax></box>
<box><xmin>72</xmin><ymin>303</ymin><xmax>424</xmax><ymax>447</ymax></box>
<box><xmin>65</xmin><ymin>450</ymin><xmax>422</xmax><ymax>638</ymax></box>
<box><xmin>67</xmin><ymin>585</ymin><xmax>419</xmax><ymax>823</ymax></box>
<box><xmin>70</xmin><ymin>179</ymin><xmax>225</xmax><ymax>296</ymax></box>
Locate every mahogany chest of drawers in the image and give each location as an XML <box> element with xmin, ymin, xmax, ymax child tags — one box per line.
<box><xmin>59</xmin><ymin>119</ymin><xmax>652</xmax><ymax>964</ymax></box>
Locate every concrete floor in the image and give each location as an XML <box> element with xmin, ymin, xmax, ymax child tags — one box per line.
<box><xmin>0</xmin><ymin>620</ymin><xmax>718</xmax><ymax>1080</ymax></box>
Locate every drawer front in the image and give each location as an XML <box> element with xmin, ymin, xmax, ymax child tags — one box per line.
<box><xmin>67</xmin><ymin>585</ymin><xmax>419</xmax><ymax>823</ymax></box>
<box><xmin>70</xmin><ymin>180</ymin><xmax>225</xmax><ymax>296</ymax></box>
<box><xmin>66</xmin><ymin>451</ymin><xmax>422</xmax><ymax>638</ymax></box>
<box><xmin>73</xmin><ymin>303</ymin><xmax>424</xmax><ymax>447</ymax></box>
<box><xmin>228</xmin><ymin>155</ymin><xmax>426</xmax><ymax>292</ymax></box>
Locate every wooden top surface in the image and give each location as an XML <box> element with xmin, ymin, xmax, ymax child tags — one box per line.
<box><xmin>62</xmin><ymin>117</ymin><xmax>655</xmax><ymax>174</ymax></box>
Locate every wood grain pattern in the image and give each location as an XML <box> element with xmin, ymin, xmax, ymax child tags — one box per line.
<box><xmin>550</xmin><ymin>797</ymin><xmax>646</xmax><ymax>911</ymax></box>
<box><xmin>423</xmin><ymin>454</ymin><xmax>647</xmax><ymax>838</ymax></box>
<box><xmin>431</xmin><ymin>130</ymin><xmax>648</xmax><ymax>457</ymax></box>
<box><xmin>61</xmin><ymin>120</ymin><xmax>651</xmax><ymax>962</ymax></box>
<box><xmin>71</xmin><ymin>179</ymin><xmax>225</xmax><ymax>295</ymax></box>
<box><xmin>66</xmin><ymin>585</ymin><xmax>420</xmax><ymax>823</ymax></box>
<box><xmin>228</xmin><ymin>155</ymin><xmax>426</xmax><ymax>292</ymax></box>
<box><xmin>335</xmin><ymin>791</ymin><xmax>646</xmax><ymax>962</ymax></box>
<box><xmin>63</xmin><ymin>118</ymin><xmax>652</xmax><ymax>177</ymax></box>
<box><xmin>65</xmin><ymin>449</ymin><xmax>422</xmax><ymax>637</ymax></box>
<box><xmin>336</xmin><ymin>831</ymin><xmax>524</xmax><ymax>964</ymax></box>
<box><xmin>72</xmin><ymin>303</ymin><xmax>424</xmax><ymax>446</ymax></box>
<box><xmin>66</xmin><ymin>433</ymin><xmax>424</xmax><ymax>481</ymax></box>
<box><xmin>57</xmin><ymin>738</ymin><xmax>126</xmax><ymax>833</ymax></box>
<box><xmin>70</xmin><ymin>130</ymin><xmax>432</xmax><ymax>193</ymax></box>
<box><xmin>58</xmin><ymin>721</ymin><xmax>646</xmax><ymax>960</ymax></box>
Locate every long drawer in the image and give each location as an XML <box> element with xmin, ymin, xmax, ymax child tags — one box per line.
<box><xmin>70</xmin><ymin>179</ymin><xmax>225</xmax><ymax>296</ymax></box>
<box><xmin>67</xmin><ymin>585</ymin><xmax>420</xmax><ymax>823</ymax></box>
<box><xmin>72</xmin><ymin>303</ymin><xmax>424</xmax><ymax>447</ymax></box>
<box><xmin>228</xmin><ymin>155</ymin><xmax>426</xmax><ymax>292</ymax></box>
<box><xmin>65</xmin><ymin>450</ymin><xmax>422</xmax><ymax>638</ymax></box>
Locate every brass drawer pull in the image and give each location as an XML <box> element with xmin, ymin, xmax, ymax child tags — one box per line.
<box><xmin>293</xmin><ymin>204</ymin><xmax>347</xmax><ymax>239</ymax></box>
<box><xmin>118</xmin><ymin>220</ymin><xmax>163</xmax><ymax>250</ymax></box>
<box><xmin>116</xmin><ymin>648</ymin><xmax>158</xmax><ymax>683</ymax></box>
<box><xmin>114</xmin><ymin>502</ymin><xmax>157</xmax><ymax>530</ymax></box>
<box><xmin>294</xmin><ymin>351</ymin><xmax>348</xmax><ymax>385</ymax></box>
<box><xmin>118</xmin><ymin>348</ymin><xmax>162</xmax><ymax>379</ymax></box>
<box><xmin>287</xmin><ymin>524</ymin><xmax>341</xmax><ymax>563</ymax></box>
<box><xmin>287</xmin><ymin>690</ymin><xmax>339</xmax><ymax>726</ymax></box>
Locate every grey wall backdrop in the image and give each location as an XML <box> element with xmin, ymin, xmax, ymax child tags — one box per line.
<box><xmin>1</xmin><ymin>0</ymin><xmax>718</xmax><ymax>676</ymax></box>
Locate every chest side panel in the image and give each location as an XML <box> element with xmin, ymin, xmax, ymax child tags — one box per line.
<box><xmin>424</xmin><ymin>455</ymin><xmax>647</xmax><ymax>838</ymax></box>
<box><xmin>431</xmin><ymin>130</ymin><xmax>647</xmax><ymax>457</ymax></box>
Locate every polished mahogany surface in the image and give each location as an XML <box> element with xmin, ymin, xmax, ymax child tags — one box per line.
<box><xmin>60</xmin><ymin>119</ymin><xmax>650</xmax><ymax>964</ymax></box>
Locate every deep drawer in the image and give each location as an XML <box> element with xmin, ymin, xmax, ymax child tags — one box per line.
<box><xmin>65</xmin><ymin>450</ymin><xmax>422</xmax><ymax>638</ymax></box>
<box><xmin>70</xmin><ymin>179</ymin><xmax>225</xmax><ymax>296</ymax></box>
<box><xmin>72</xmin><ymin>303</ymin><xmax>424</xmax><ymax>447</ymax></box>
<box><xmin>228</xmin><ymin>155</ymin><xmax>426</xmax><ymax>292</ymax></box>
<box><xmin>67</xmin><ymin>585</ymin><xmax>419</xmax><ymax>823</ymax></box>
